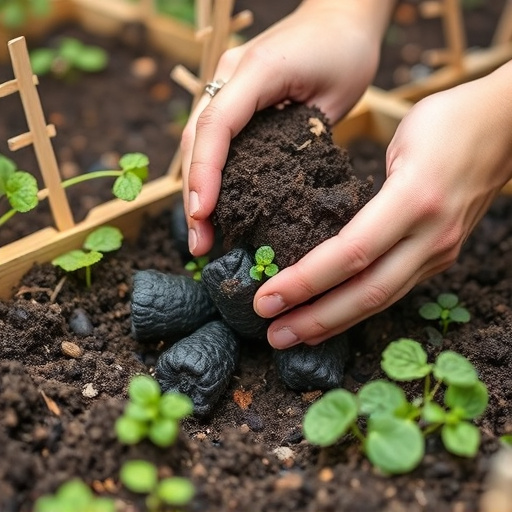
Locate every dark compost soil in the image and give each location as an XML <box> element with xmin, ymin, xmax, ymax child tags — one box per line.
<box><xmin>0</xmin><ymin>1</ymin><xmax>511</xmax><ymax>511</ymax></box>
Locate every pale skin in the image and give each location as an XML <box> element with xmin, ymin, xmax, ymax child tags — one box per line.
<box><xmin>181</xmin><ymin>0</ymin><xmax>512</xmax><ymax>349</ymax></box>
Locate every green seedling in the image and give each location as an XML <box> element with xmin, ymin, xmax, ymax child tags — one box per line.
<box><xmin>115</xmin><ymin>374</ymin><xmax>193</xmax><ymax>448</ymax></box>
<box><xmin>0</xmin><ymin>152</ymin><xmax>148</xmax><ymax>228</ymax></box>
<box><xmin>419</xmin><ymin>293</ymin><xmax>471</xmax><ymax>335</ymax></box>
<box><xmin>52</xmin><ymin>226</ymin><xmax>123</xmax><ymax>287</ymax></box>
<box><xmin>500</xmin><ymin>434</ymin><xmax>512</xmax><ymax>447</ymax></box>
<box><xmin>121</xmin><ymin>460</ymin><xmax>194</xmax><ymax>512</ymax></box>
<box><xmin>249</xmin><ymin>245</ymin><xmax>279</xmax><ymax>281</ymax></box>
<box><xmin>303</xmin><ymin>338</ymin><xmax>488</xmax><ymax>475</ymax></box>
<box><xmin>34</xmin><ymin>478</ymin><xmax>115</xmax><ymax>512</ymax></box>
<box><xmin>184</xmin><ymin>256</ymin><xmax>209</xmax><ymax>281</ymax></box>
<box><xmin>156</xmin><ymin>0</ymin><xmax>195</xmax><ymax>25</ymax></box>
<box><xmin>30</xmin><ymin>37</ymin><xmax>108</xmax><ymax>80</ymax></box>
<box><xmin>0</xmin><ymin>0</ymin><xmax>49</xmax><ymax>28</ymax></box>
<box><xmin>0</xmin><ymin>154</ymin><xmax>39</xmax><ymax>226</ymax></box>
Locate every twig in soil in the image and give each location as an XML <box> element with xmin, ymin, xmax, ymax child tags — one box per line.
<box><xmin>50</xmin><ymin>275</ymin><xmax>67</xmax><ymax>302</ymax></box>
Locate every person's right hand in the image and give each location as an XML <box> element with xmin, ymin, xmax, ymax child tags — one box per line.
<box><xmin>180</xmin><ymin>0</ymin><xmax>396</xmax><ymax>256</ymax></box>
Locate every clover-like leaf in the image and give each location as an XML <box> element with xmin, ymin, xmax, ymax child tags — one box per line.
<box><xmin>128</xmin><ymin>375</ymin><xmax>161</xmax><ymax>405</ymax></box>
<box><xmin>119</xmin><ymin>152</ymin><xmax>149</xmax><ymax>175</ymax></box>
<box><xmin>0</xmin><ymin>154</ymin><xmax>17</xmax><ymax>194</ymax></box>
<box><xmin>303</xmin><ymin>389</ymin><xmax>358</xmax><ymax>447</ymax></box>
<box><xmin>441</xmin><ymin>421</ymin><xmax>480</xmax><ymax>457</ymax></box>
<box><xmin>157</xmin><ymin>477</ymin><xmax>195</xmax><ymax>506</ymax></box>
<box><xmin>5</xmin><ymin>171</ymin><xmax>39</xmax><ymax>212</ymax></box>
<box><xmin>149</xmin><ymin>417</ymin><xmax>179</xmax><ymax>447</ymax></box>
<box><xmin>419</xmin><ymin>302</ymin><xmax>443</xmax><ymax>320</ymax></box>
<box><xmin>159</xmin><ymin>392</ymin><xmax>194</xmax><ymax>420</ymax></box>
<box><xmin>84</xmin><ymin>226</ymin><xmax>123</xmax><ymax>253</ymax></box>
<box><xmin>120</xmin><ymin>460</ymin><xmax>158</xmax><ymax>494</ymax></box>
<box><xmin>254</xmin><ymin>245</ymin><xmax>275</xmax><ymax>266</ymax></box>
<box><xmin>444</xmin><ymin>380</ymin><xmax>488</xmax><ymax>419</ymax></box>
<box><xmin>437</xmin><ymin>293</ymin><xmax>459</xmax><ymax>310</ymax></box>
<box><xmin>381</xmin><ymin>338</ymin><xmax>432</xmax><ymax>381</ymax></box>
<box><xmin>357</xmin><ymin>380</ymin><xmax>407</xmax><ymax>416</ymax></box>
<box><xmin>113</xmin><ymin>171</ymin><xmax>143</xmax><ymax>201</ymax></box>
<box><xmin>448</xmin><ymin>306</ymin><xmax>471</xmax><ymax>323</ymax></box>
<box><xmin>433</xmin><ymin>350</ymin><xmax>478</xmax><ymax>387</ymax></box>
<box><xmin>366</xmin><ymin>414</ymin><xmax>424</xmax><ymax>474</ymax></box>
<box><xmin>52</xmin><ymin>250</ymin><xmax>103</xmax><ymax>272</ymax></box>
<box><xmin>264</xmin><ymin>263</ymin><xmax>279</xmax><ymax>277</ymax></box>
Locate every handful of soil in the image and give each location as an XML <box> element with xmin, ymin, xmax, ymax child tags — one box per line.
<box><xmin>213</xmin><ymin>103</ymin><xmax>374</xmax><ymax>268</ymax></box>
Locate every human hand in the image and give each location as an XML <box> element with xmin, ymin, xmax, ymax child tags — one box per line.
<box><xmin>254</xmin><ymin>65</ymin><xmax>512</xmax><ymax>348</ymax></box>
<box><xmin>181</xmin><ymin>0</ymin><xmax>395</xmax><ymax>255</ymax></box>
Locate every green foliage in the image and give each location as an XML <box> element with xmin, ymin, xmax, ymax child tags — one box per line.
<box><xmin>0</xmin><ymin>154</ymin><xmax>39</xmax><ymax>226</ymax></box>
<box><xmin>52</xmin><ymin>226</ymin><xmax>123</xmax><ymax>287</ymax></box>
<box><xmin>303</xmin><ymin>338</ymin><xmax>488</xmax><ymax>474</ymax></box>
<box><xmin>115</xmin><ymin>374</ymin><xmax>193</xmax><ymax>448</ymax></box>
<box><xmin>0</xmin><ymin>152</ymin><xmax>148</xmax><ymax>229</ymax></box>
<box><xmin>249</xmin><ymin>245</ymin><xmax>279</xmax><ymax>281</ymax></box>
<box><xmin>121</xmin><ymin>460</ymin><xmax>195</xmax><ymax>511</ymax></box>
<box><xmin>34</xmin><ymin>478</ymin><xmax>114</xmax><ymax>512</ymax></box>
<box><xmin>155</xmin><ymin>0</ymin><xmax>195</xmax><ymax>25</ymax></box>
<box><xmin>184</xmin><ymin>256</ymin><xmax>209</xmax><ymax>281</ymax></box>
<box><xmin>0</xmin><ymin>0</ymin><xmax>49</xmax><ymax>28</ymax></box>
<box><xmin>30</xmin><ymin>37</ymin><xmax>108</xmax><ymax>79</ymax></box>
<box><xmin>419</xmin><ymin>293</ymin><xmax>471</xmax><ymax>335</ymax></box>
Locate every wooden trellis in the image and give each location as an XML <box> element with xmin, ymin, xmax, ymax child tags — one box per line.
<box><xmin>0</xmin><ymin>0</ymin><xmax>511</xmax><ymax>299</ymax></box>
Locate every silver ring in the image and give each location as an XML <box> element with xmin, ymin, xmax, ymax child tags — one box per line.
<box><xmin>204</xmin><ymin>79</ymin><xmax>225</xmax><ymax>98</ymax></box>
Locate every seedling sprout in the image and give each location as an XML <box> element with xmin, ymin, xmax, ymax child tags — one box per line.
<box><xmin>52</xmin><ymin>225</ymin><xmax>123</xmax><ymax>287</ymax></box>
<box><xmin>419</xmin><ymin>293</ymin><xmax>471</xmax><ymax>335</ymax></box>
<box><xmin>185</xmin><ymin>255</ymin><xmax>210</xmax><ymax>281</ymax></box>
<box><xmin>303</xmin><ymin>338</ymin><xmax>488</xmax><ymax>474</ymax></box>
<box><xmin>249</xmin><ymin>245</ymin><xmax>279</xmax><ymax>281</ymax></box>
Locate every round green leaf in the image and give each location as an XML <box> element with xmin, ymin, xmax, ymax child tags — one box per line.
<box><xmin>157</xmin><ymin>477</ymin><xmax>195</xmax><ymax>506</ymax></box>
<box><xmin>128</xmin><ymin>375</ymin><xmax>161</xmax><ymax>405</ymax></box>
<box><xmin>303</xmin><ymin>389</ymin><xmax>358</xmax><ymax>447</ymax></box>
<box><xmin>444</xmin><ymin>381</ymin><xmax>488</xmax><ymax>419</ymax></box>
<box><xmin>437</xmin><ymin>293</ymin><xmax>459</xmax><ymax>309</ymax></box>
<box><xmin>419</xmin><ymin>302</ymin><xmax>443</xmax><ymax>320</ymax></box>
<box><xmin>125</xmin><ymin>401</ymin><xmax>158</xmax><ymax>422</ymax></box>
<box><xmin>2</xmin><ymin>2</ymin><xmax>25</xmax><ymax>27</ymax></box>
<box><xmin>84</xmin><ymin>226</ymin><xmax>123</xmax><ymax>253</ymax></box>
<box><xmin>115</xmin><ymin>415</ymin><xmax>147</xmax><ymax>445</ymax></box>
<box><xmin>357</xmin><ymin>380</ymin><xmax>407</xmax><ymax>416</ymax></box>
<box><xmin>381</xmin><ymin>338</ymin><xmax>432</xmax><ymax>381</ymax></box>
<box><xmin>0</xmin><ymin>154</ymin><xmax>17</xmax><ymax>194</ymax></box>
<box><xmin>160</xmin><ymin>392</ymin><xmax>194</xmax><ymax>420</ymax></box>
<box><xmin>30</xmin><ymin>48</ymin><xmax>57</xmax><ymax>75</ymax></box>
<box><xmin>149</xmin><ymin>418</ymin><xmax>179</xmax><ymax>447</ymax></box>
<box><xmin>6</xmin><ymin>171</ymin><xmax>39</xmax><ymax>212</ymax></box>
<box><xmin>264</xmin><ymin>263</ymin><xmax>279</xmax><ymax>277</ymax></box>
<box><xmin>441</xmin><ymin>421</ymin><xmax>480</xmax><ymax>457</ymax></box>
<box><xmin>119</xmin><ymin>152</ymin><xmax>149</xmax><ymax>172</ymax></box>
<box><xmin>56</xmin><ymin>479</ymin><xmax>92</xmax><ymax>508</ymax></box>
<box><xmin>120</xmin><ymin>460</ymin><xmax>158</xmax><ymax>494</ymax></box>
<box><xmin>448</xmin><ymin>306</ymin><xmax>471</xmax><ymax>323</ymax></box>
<box><xmin>421</xmin><ymin>401</ymin><xmax>446</xmax><ymax>424</ymax></box>
<box><xmin>89</xmin><ymin>498</ymin><xmax>115</xmax><ymax>512</ymax></box>
<box><xmin>74</xmin><ymin>46</ymin><xmax>108</xmax><ymax>72</ymax></box>
<box><xmin>255</xmin><ymin>245</ymin><xmax>275</xmax><ymax>266</ymax></box>
<box><xmin>433</xmin><ymin>351</ymin><xmax>478</xmax><ymax>387</ymax></box>
<box><xmin>52</xmin><ymin>250</ymin><xmax>102</xmax><ymax>272</ymax></box>
<box><xmin>113</xmin><ymin>171</ymin><xmax>143</xmax><ymax>201</ymax></box>
<box><xmin>366</xmin><ymin>415</ymin><xmax>424</xmax><ymax>474</ymax></box>
<box><xmin>34</xmin><ymin>496</ymin><xmax>62</xmax><ymax>512</ymax></box>
<box><xmin>249</xmin><ymin>266</ymin><xmax>263</xmax><ymax>281</ymax></box>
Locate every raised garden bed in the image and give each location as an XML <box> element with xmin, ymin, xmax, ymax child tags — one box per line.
<box><xmin>0</xmin><ymin>1</ymin><xmax>511</xmax><ymax>511</ymax></box>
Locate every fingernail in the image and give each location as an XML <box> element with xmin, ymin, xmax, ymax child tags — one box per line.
<box><xmin>189</xmin><ymin>191</ymin><xmax>200</xmax><ymax>217</ymax></box>
<box><xmin>256</xmin><ymin>294</ymin><xmax>287</xmax><ymax>317</ymax></box>
<box><xmin>188</xmin><ymin>228</ymin><xmax>198</xmax><ymax>253</ymax></box>
<box><xmin>270</xmin><ymin>327</ymin><xmax>300</xmax><ymax>349</ymax></box>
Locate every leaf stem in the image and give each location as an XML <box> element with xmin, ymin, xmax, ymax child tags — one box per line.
<box><xmin>350</xmin><ymin>423</ymin><xmax>366</xmax><ymax>444</ymax></box>
<box><xmin>61</xmin><ymin>170</ymin><xmax>122</xmax><ymax>188</ymax></box>
<box><xmin>85</xmin><ymin>265</ymin><xmax>92</xmax><ymax>288</ymax></box>
<box><xmin>0</xmin><ymin>208</ymin><xmax>16</xmax><ymax>227</ymax></box>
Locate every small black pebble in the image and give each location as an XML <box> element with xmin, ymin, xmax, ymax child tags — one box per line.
<box><xmin>69</xmin><ymin>308</ymin><xmax>94</xmax><ymax>337</ymax></box>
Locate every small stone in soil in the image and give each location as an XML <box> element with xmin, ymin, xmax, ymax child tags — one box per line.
<box><xmin>69</xmin><ymin>308</ymin><xmax>94</xmax><ymax>336</ymax></box>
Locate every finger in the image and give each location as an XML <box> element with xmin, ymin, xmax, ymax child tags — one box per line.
<box><xmin>187</xmin><ymin>53</ymin><xmax>293</xmax><ymax>222</ymax></box>
<box><xmin>254</xmin><ymin>175</ymin><xmax>420</xmax><ymax>318</ymax></box>
<box><xmin>265</xmin><ymin>234</ymin><xmax>437</xmax><ymax>348</ymax></box>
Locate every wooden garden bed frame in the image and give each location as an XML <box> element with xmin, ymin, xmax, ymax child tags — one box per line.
<box><xmin>0</xmin><ymin>0</ymin><xmax>511</xmax><ymax>299</ymax></box>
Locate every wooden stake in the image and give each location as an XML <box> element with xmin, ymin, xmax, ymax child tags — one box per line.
<box><xmin>8</xmin><ymin>37</ymin><xmax>74</xmax><ymax>231</ymax></box>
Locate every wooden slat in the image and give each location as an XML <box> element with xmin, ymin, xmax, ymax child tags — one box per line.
<box><xmin>8</xmin><ymin>124</ymin><xmax>56</xmax><ymax>151</ymax></box>
<box><xmin>0</xmin><ymin>75</ymin><xmax>38</xmax><ymax>98</ymax></box>
<box><xmin>8</xmin><ymin>37</ymin><xmax>74</xmax><ymax>231</ymax></box>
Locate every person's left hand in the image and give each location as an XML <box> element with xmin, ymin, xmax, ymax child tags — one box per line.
<box><xmin>253</xmin><ymin>65</ymin><xmax>512</xmax><ymax>348</ymax></box>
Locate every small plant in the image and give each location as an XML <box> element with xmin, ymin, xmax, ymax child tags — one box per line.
<box><xmin>303</xmin><ymin>338</ymin><xmax>488</xmax><ymax>474</ymax></box>
<box><xmin>52</xmin><ymin>225</ymin><xmax>123</xmax><ymax>287</ymax></box>
<box><xmin>184</xmin><ymin>255</ymin><xmax>209</xmax><ymax>281</ymax></box>
<box><xmin>0</xmin><ymin>154</ymin><xmax>39</xmax><ymax>226</ymax></box>
<box><xmin>0</xmin><ymin>0</ymin><xmax>49</xmax><ymax>28</ymax></box>
<box><xmin>115</xmin><ymin>374</ymin><xmax>193</xmax><ymax>447</ymax></box>
<box><xmin>249</xmin><ymin>245</ymin><xmax>279</xmax><ymax>281</ymax></box>
<box><xmin>34</xmin><ymin>478</ymin><xmax>114</xmax><ymax>512</ymax></box>
<box><xmin>0</xmin><ymin>152</ymin><xmax>149</xmax><ymax>228</ymax></box>
<box><xmin>156</xmin><ymin>0</ymin><xmax>195</xmax><ymax>25</ymax></box>
<box><xmin>419</xmin><ymin>293</ymin><xmax>471</xmax><ymax>335</ymax></box>
<box><xmin>30</xmin><ymin>37</ymin><xmax>108</xmax><ymax>80</ymax></box>
<box><xmin>120</xmin><ymin>460</ymin><xmax>195</xmax><ymax>512</ymax></box>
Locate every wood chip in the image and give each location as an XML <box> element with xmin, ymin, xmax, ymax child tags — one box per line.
<box><xmin>308</xmin><ymin>117</ymin><xmax>326</xmax><ymax>136</ymax></box>
<box><xmin>301</xmin><ymin>390</ymin><xmax>323</xmax><ymax>403</ymax></box>
<box><xmin>233</xmin><ymin>388</ymin><xmax>253</xmax><ymax>410</ymax></box>
<box><xmin>40</xmin><ymin>390</ymin><xmax>61</xmax><ymax>416</ymax></box>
